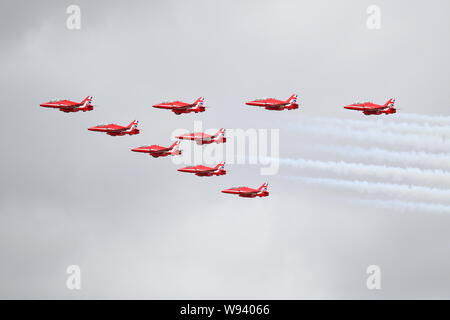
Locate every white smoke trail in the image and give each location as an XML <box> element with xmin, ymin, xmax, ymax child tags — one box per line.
<box><xmin>291</xmin><ymin>124</ymin><xmax>450</xmax><ymax>152</ymax></box>
<box><xmin>396</xmin><ymin>113</ymin><xmax>450</xmax><ymax>126</ymax></box>
<box><xmin>304</xmin><ymin>116</ymin><xmax>450</xmax><ymax>139</ymax></box>
<box><xmin>285</xmin><ymin>176</ymin><xmax>450</xmax><ymax>205</ymax></box>
<box><xmin>281</xmin><ymin>113</ymin><xmax>450</xmax><ymax>212</ymax></box>
<box><xmin>352</xmin><ymin>198</ymin><xmax>450</xmax><ymax>214</ymax></box>
<box><xmin>276</xmin><ymin>157</ymin><xmax>450</xmax><ymax>188</ymax></box>
<box><xmin>315</xmin><ymin>145</ymin><xmax>450</xmax><ymax>170</ymax></box>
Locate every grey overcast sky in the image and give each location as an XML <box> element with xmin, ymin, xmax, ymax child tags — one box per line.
<box><xmin>1</xmin><ymin>0</ymin><xmax>450</xmax><ymax>299</ymax></box>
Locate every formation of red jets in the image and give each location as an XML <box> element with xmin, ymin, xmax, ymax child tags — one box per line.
<box><xmin>40</xmin><ymin>94</ymin><xmax>397</xmax><ymax>115</ymax></box>
<box><xmin>39</xmin><ymin>94</ymin><xmax>398</xmax><ymax>198</ymax></box>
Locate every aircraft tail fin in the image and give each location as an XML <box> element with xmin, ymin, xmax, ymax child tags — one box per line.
<box><xmin>384</xmin><ymin>98</ymin><xmax>396</xmax><ymax>108</ymax></box>
<box><xmin>127</xmin><ymin>120</ymin><xmax>139</xmax><ymax>130</ymax></box>
<box><xmin>214</xmin><ymin>161</ymin><xmax>225</xmax><ymax>171</ymax></box>
<box><xmin>81</xmin><ymin>96</ymin><xmax>93</xmax><ymax>107</ymax></box>
<box><xmin>169</xmin><ymin>141</ymin><xmax>180</xmax><ymax>150</ymax></box>
<box><xmin>212</xmin><ymin>128</ymin><xmax>226</xmax><ymax>143</ymax></box>
<box><xmin>194</xmin><ymin>97</ymin><xmax>204</xmax><ymax>107</ymax></box>
<box><xmin>257</xmin><ymin>182</ymin><xmax>268</xmax><ymax>193</ymax></box>
<box><xmin>287</xmin><ymin>94</ymin><xmax>298</xmax><ymax>105</ymax></box>
<box><xmin>214</xmin><ymin>128</ymin><xmax>225</xmax><ymax>139</ymax></box>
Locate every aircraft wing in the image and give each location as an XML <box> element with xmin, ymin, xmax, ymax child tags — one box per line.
<box><xmin>264</xmin><ymin>99</ymin><xmax>286</xmax><ymax>106</ymax></box>
<box><xmin>367</xmin><ymin>106</ymin><xmax>387</xmax><ymax>110</ymax></box>
<box><xmin>178</xmin><ymin>133</ymin><xmax>209</xmax><ymax>140</ymax></box>
<box><xmin>239</xmin><ymin>188</ymin><xmax>259</xmax><ymax>195</ymax></box>
<box><xmin>59</xmin><ymin>104</ymin><xmax>82</xmax><ymax>109</ymax></box>
<box><xmin>238</xmin><ymin>191</ymin><xmax>258</xmax><ymax>196</ymax></box>
<box><xmin>265</xmin><ymin>104</ymin><xmax>287</xmax><ymax>109</ymax></box>
<box><xmin>171</xmin><ymin>104</ymin><xmax>194</xmax><ymax>110</ymax></box>
<box><xmin>196</xmin><ymin>168</ymin><xmax>215</xmax><ymax>173</ymax></box>
<box><xmin>191</xmin><ymin>165</ymin><xmax>214</xmax><ymax>172</ymax></box>
<box><xmin>149</xmin><ymin>148</ymin><xmax>170</xmax><ymax>154</ymax></box>
<box><xmin>223</xmin><ymin>187</ymin><xmax>258</xmax><ymax>195</ymax></box>
<box><xmin>107</xmin><ymin>127</ymin><xmax>127</xmax><ymax>132</ymax></box>
<box><xmin>347</xmin><ymin>102</ymin><xmax>385</xmax><ymax>110</ymax></box>
<box><xmin>44</xmin><ymin>103</ymin><xmax>80</xmax><ymax>109</ymax></box>
<box><xmin>99</xmin><ymin>124</ymin><xmax>126</xmax><ymax>132</ymax></box>
<box><xmin>52</xmin><ymin>100</ymin><xmax>79</xmax><ymax>107</ymax></box>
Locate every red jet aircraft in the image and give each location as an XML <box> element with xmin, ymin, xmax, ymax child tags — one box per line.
<box><xmin>246</xmin><ymin>94</ymin><xmax>298</xmax><ymax>110</ymax></box>
<box><xmin>176</xmin><ymin>128</ymin><xmax>226</xmax><ymax>145</ymax></box>
<box><xmin>221</xmin><ymin>183</ymin><xmax>269</xmax><ymax>198</ymax></box>
<box><xmin>344</xmin><ymin>98</ymin><xmax>396</xmax><ymax>115</ymax></box>
<box><xmin>152</xmin><ymin>97</ymin><xmax>205</xmax><ymax>115</ymax></box>
<box><xmin>131</xmin><ymin>141</ymin><xmax>181</xmax><ymax>158</ymax></box>
<box><xmin>178</xmin><ymin>161</ymin><xmax>226</xmax><ymax>176</ymax></box>
<box><xmin>88</xmin><ymin>120</ymin><xmax>140</xmax><ymax>136</ymax></box>
<box><xmin>40</xmin><ymin>96</ymin><xmax>93</xmax><ymax>113</ymax></box>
